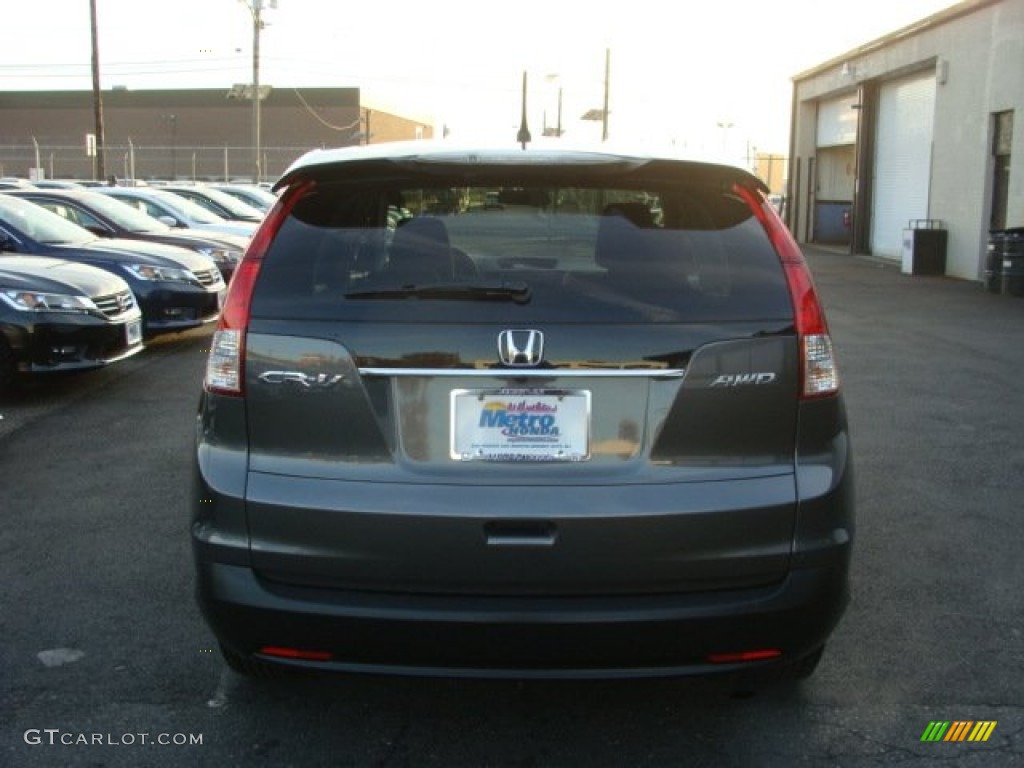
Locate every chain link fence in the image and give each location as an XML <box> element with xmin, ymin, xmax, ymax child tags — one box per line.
<box><xmin>0</xmin><ymin>143</ymin><xmax>314</xmax><ymax>183</ymax></box>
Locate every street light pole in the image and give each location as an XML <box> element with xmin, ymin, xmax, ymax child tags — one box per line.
<box><xmin>717</xmin><ymin>120</ymin><xmax>734</xmax><ymax>163</ymax></box>
<box><xmin>601</xmin><ymin>48</ymin><xmax>610</xmax><ymax>142</ymax></box>
<box><xmin>516</xmin><ymin>71</ymin><xmax>531</xmax><ymax>150</ymax></box>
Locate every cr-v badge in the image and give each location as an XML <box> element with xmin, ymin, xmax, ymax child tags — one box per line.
<box><xmin>498</xmin><ymin>329</ymin><xmax>544</xmax><ymax>367</ymax></box>
<box><xmin>258</xmin><ymin>370</ymin><xmax>345</xmax><ymax>388</ymax></box>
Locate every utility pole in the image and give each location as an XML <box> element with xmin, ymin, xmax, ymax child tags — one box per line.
<box><xmin>90</xmin><ymin>0</ymin><xmax>106</xmax><ymax>181</ymax></box>
<box><xmin>241</xmin><ymin>0</ymin><xmax>276</xmax><ymax>183</ymax></box>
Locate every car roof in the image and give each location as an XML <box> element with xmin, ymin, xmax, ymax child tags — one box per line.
<box><xmin>6</xmin><ymin>188</ymin><xmax>88</xmax><ymax>200</ymax></box>
<box><xmin>274</xmin><ymin>140</ymin><xmax>768</xmax><ymax>194</ymax></box>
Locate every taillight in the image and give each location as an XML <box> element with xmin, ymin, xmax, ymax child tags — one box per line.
<box><xmin>204</xmin><ymin>178</ymin><xmax>315</xmax><ymax>396</ymax></box>
<box><xmin>734</xmin><ymin>183</ymin><xmax>840</xmax><ymax>399</ymax></box>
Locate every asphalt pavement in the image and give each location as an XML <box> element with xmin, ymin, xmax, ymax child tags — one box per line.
<box><xmin>1</xmin><ymin>248</ymin><xmax>1022</xmax><ymax>767</ymax></box>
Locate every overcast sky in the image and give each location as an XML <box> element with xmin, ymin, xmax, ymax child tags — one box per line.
<box><xmin>1</xmin><ymin>0</ymin><xmax>960</xmax><ymax>159</ymax></box>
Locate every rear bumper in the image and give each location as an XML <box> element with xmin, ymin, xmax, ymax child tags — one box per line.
<box><xmin>195</xmin><ymin>557</ymin><xmax>850</xmax><ymax>679</ymax></box>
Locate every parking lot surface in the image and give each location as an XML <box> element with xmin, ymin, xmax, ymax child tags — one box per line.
<box><xmin>1</xmin><ymin>247</ymin><xmax>1022</xmax><ymax>767</ymax></box>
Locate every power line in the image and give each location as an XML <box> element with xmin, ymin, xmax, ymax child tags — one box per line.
<box><xmin>290</xmin><ymin>88</ymin><xmax>361</xmax><ymax>132</ymax></box>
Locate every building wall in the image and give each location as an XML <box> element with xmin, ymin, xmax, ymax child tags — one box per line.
<box><xmin>928</xmin><ymin>2</ymin><xmax>1024</xmax><ymax>277</ymax></box>
<box><xmin>789</xmin><ymin>0</ymin><xmax>1024</xmax><ymax>281</ymax></box>
<box><xmin>0</xmin><ymin>88</ymin><xmax>433</xmax><ymax>182</ymax></box>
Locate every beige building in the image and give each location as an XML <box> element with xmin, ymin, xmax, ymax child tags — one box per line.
<box><xmin>0</xmin><ymin>87</ymin><xmax>432</xmax><ymax>183</ymax></box>
<box><xmin>788</xmin><ymin>0</ymin><xmax>1023</xmax><ymax>280</ymax></box>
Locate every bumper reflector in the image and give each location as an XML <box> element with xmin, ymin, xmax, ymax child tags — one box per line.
<box><xmin>258</xmin><ymin>646</ymin><xmax>333</xmax><ymax>661</ymax></box>
<box><xmin>706</xmin><ymin>648</ymin><xmax>782</xmax><ymax>664</ymax></box>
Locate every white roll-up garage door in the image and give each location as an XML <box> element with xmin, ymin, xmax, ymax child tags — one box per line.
<box><xmin>870</xmin><ymin>72</ymin><xmax>937</xmax><ymax>258</ymax></box>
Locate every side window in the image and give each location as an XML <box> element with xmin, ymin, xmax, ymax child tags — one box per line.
<box><xmin>74</xmin><ymin>207</ymin><xmax>103</xmax><ymax>229</ymax></box>
<box><xmin>55</xmin><ymin>203</ymin><xmax>104</xmax><ymax>231</ymax></box>
<box><xmin>120</xmin><ymin>198</ymin><xmax>147</xmax><ymax>215</ymax></box>
<box><xmin>37</xmin><ymin>202</ymin><xmax>76</xmax><ymax>223</ymax></box>
<box><xmin>140</xmin><ymin>201</ymin><xmax>166</xmax><ymax>219</ymax></box>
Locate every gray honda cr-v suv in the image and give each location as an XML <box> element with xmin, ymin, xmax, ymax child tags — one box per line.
<box><xmin>192</xmin><ymin>142</ymin><xmax>854</xmax><ymax>682</ymax></box>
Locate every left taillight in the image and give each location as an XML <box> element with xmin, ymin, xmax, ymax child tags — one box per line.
<box><xmin>204</xmin><ymin>178</ymin><xmax>315</xmax><ymax>396</ymax></box>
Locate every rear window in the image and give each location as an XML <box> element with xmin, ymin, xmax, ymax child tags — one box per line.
<box><xmin>251</xmin><ymin>177</ymin><xmax>792</xmax><ymax>324</ymax></box>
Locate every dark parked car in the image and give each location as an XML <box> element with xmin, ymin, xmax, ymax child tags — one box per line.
<box><xmin>0</xmin><ymin>195</ymin><xmax>225</xmax><ymax>337</ymax></box>
<box><xmin>95</xmin><ymin>186</ymin><xmax>258</xmax><ymax>239</ymax></box>
<box><xmin>6</xmin><ymin>188</ymin><xmax>246</xmax><ymax>282</ymax></box>
<box><xmin>194</xmin><ymin>143</ymin><xmax>854</xmax><ymax>683</ymax></box>
<box><xmin>0</xmin><ymin>253</ymin><xmax>143</xmax><ymax>392</ymax></box>
<box><xmin>161</xmin><ymin>185</ymin><xmax>265</xmax><ymax>223</ymax></box>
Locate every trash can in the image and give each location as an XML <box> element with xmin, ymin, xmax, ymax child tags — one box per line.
<box><xmin>901</xmin><ymin>220</ymin><xmax>947</xmax><ymax>275</ymax></box>
<box><xmin>986</xmin><ymin>228</ymin><xmax>1024</xmax><ymax>297</ymax></box>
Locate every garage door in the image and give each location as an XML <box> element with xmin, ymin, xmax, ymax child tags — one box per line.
<box><xmin>870</xmin><ymin>72</ymin><xmax>937</xmax><ymax>258</ymax></box>
<box><xmin>814</xmin><ymin>97</ymin><xmax>858</xmax><ymax>244</ymax></box>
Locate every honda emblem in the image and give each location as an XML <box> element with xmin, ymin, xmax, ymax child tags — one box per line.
<box><xmin>498</xmin><ymin>329</ymin><xmax>544</xmax><ymax>367</ymax></box>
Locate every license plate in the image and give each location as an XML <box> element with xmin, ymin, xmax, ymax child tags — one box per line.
<box><xmin>125</xmin><ymin>319</ymin><xmax>143</xmax><ymax>346</ymax></box>
<box><xmin>450</xmin><ymin>389</ymin><xmax>591</xmax><ymax>462</ymax></box>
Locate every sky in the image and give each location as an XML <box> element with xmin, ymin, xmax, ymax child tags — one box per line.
<box><xmin>1</xmin><ymin>0</ymin><xmax>961</xmax><ymax>162</ymax></box>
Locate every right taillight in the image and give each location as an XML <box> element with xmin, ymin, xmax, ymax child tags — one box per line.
<box><xmin>734</xmin><ymin>183</ymin><xmax>839</xmax><ymax>399</ymax></box>
<box><xmin>203</xmin><ymin>178</ymin><xmax>315</xmax><ymax>396</ymax></box>
<box><xmin>802</xmin><ymin>333</ymin><xmax>839</xmax><ymax>396</ymax></box>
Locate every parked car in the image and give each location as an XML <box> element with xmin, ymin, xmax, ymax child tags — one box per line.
<box><xmin>0</xmin><ymin>253</ymin><xmax>143</xmax><ymax>393</ymax></box>
<box><xmin>31</xmin><ymin>180</ymin><xmax>87</xmax><ymax>190</ymax></box>
<box><xmin>161</xmin><ymin>184</ymin><xmax>265</xmax><ymax>223</ymax></box>
<box><xmin>0</xmin><ymin>179</ymin><xmax>37</xmax><ymax>191</ymax></box>
<box><xmin>194</xmin><ymin>142</ymin><xmax>854</xmax><ymax>683</ymax></box>
<box><xmin>209</xmin><ymin>183</ymin><xmax>279</xmax><ymax>212</ymax></box>
<box><xmin>94</xmin><ymin>186</ymin><xmax>258</xmax><ymax>238</ymax></box>
<box><xmin>6</xmin><ymin>188</ymin><xmax>246</xmax><ymax>283</ymax></box>
<box><xmin>0</xmin><ymin>194</ymin><xmax>225</xmax><ymax>337</ymax></box>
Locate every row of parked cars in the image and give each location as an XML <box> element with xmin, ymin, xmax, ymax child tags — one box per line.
<box><xmin>0</xmin><ymin>181</ymin><xmax>274</xmax><ymax>394</ymax></box>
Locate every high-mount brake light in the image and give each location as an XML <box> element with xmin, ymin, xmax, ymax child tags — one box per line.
<box><xmin>734</xmin><ymin>183</ymin><xmax>839</xmax><ymax>399</ymax></box>
<box><xmin>203</xmin><ymin>178</ymin><xmax>315</xmax><ymax>396</ymax></box>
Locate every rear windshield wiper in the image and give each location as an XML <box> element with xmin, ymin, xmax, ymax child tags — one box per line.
<box><xmin>345</xmin><ymin>280</ymin><xmax>531</xmax><ymax>304</ymax></box>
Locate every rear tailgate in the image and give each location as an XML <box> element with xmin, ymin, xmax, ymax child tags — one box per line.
<box><xmin>243</xmin><ymin>321</ymin><xmax>800</xmax><ymax>596</ymax></box>
<box><xmin>239</xmin><ymin>159</ymin><xmax>801</xmax><ymax>596</ymax></box>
